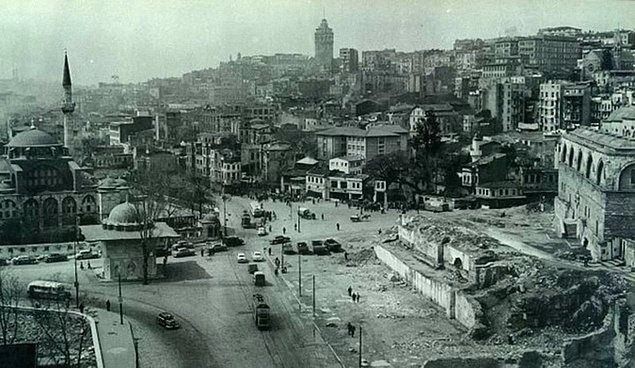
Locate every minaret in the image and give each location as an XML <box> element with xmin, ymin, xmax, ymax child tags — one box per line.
<box><xmin>61</xmin><ymin>52</ymin><xmax>75</xmax><ymax>148</ymax></box>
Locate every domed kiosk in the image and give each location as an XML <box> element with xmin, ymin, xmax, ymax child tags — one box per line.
<box><xmin>80</xmin><ymin>201</ymin><xmax>179</xmax><ymax>281</ymax></box>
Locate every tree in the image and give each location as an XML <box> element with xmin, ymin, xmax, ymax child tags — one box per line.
<box><xmin>0</xmin><ymin>268</ymin><xmax>21</xmax><ymax>345</ymax></box>
<box><xmin>0</xmin><ymin>218</ymin><xmax>23</xmax><ymax>245</ymax></box>
<box><xmin>365</xmin><ymin>151</ymin><xmax>410</xmax><ymax>190</ymax></box>
<box><xmin>132</xmin><ymin>197</ymin><xmax>162</xmax><ymax>285</ymax></box>
<box><xmin>31</xmin><ymin>296</ymin><xmax>90</xmax><ymax>368</ymax></box>
<box><xmin>410</xmin><ymin>111</ymin><xmax>443</xmax><ymax>194</ymax></box>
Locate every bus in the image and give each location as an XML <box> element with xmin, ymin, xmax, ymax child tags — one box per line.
<box><xmin>27</xmin><ymin>281</ymin><xmax>71</xmax><ymax>301</ymax></box>
<box><xmin>252</xmin><ymin>293</ymin><xmax>270</xmax><ymax>330</ymax></box>
<box><xmin>250</xmin><ymin>202</ymin><xmax>264</xmax><ymax>218</ymax></box>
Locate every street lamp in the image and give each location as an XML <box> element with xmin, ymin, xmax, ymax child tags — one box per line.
<box><xmin>73</xmin><ymin>216</ymin><xmax>80</xmax><ymax>309</ymax></box>
<box><xmin>118</xmin><ymin>271</ymin><xmax>123</xmax><ymax>325</ymax></box>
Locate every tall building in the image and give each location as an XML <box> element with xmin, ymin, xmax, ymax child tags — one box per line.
<box><xmin>61</xmin><ymin>53</ymin><xmax>76</xmax><ymax>148</ymax></box>
<box><xmin>314</xmin><ymin>19</ymin><xmax>334</xmax><ymax>72</ymax></box>
<box><xmin>540</xmin><ymin>81</ymin><xmax>592</xmax><ymax>131</ymax></box>
<box><xmin>339</xmin><ymin>48</ymin><xmax>358</xmax><ymax>73</ymax></box>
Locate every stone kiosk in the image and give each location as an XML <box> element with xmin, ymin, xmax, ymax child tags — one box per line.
<box><xmin>80</xmin><ymin>202</ymin><xmax>179</xmax><ymax>281</ymax></box>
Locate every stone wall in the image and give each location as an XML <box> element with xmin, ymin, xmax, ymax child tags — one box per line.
<box><xmin>374</xmin><ymin>245</ymin><xmax>483</xmax><ymax>328</ymax></box>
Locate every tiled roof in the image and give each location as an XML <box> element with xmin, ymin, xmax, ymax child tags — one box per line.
<box><xmin>567</xmin><ymin>127</ymin><xmax>635</xmax><ymax>150</ymax></box>
<box><xmin>604</xmin><ymin>106</ymin><xmax>635</xmax><ymax>122</ymax></box>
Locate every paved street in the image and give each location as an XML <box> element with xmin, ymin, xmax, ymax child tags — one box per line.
<box><xmin>6</xmin><ymin>195</ymin><xmax>391</xmax><ymax>367</ymax></box>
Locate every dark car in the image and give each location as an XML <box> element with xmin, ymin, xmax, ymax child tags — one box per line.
<box><xmin>174</xmin><ymin>248</ymin><xmax>196</xmax><ymax>258</ymax></box>
<box><xmin>0</xmin><ymin>259</ymin><xmax>8</xmax><ymax>266</ymax></box>
<box><xmin>45</xmin><ymin>253</ymin><xmax>68</xmax><ymax>263</ymax></box>
<box><xmin>311</xmin><ymin>240</ymin><xmax>329</xmax><ymax>255</ymax></box>
<box><xmin>12</xmin><ymin>255</ymin><xmax>38</xmax><ymax>265</ymax></box>
<box><xmin>324</xmin><ymin>239</ymin><xmax>342</xmax><ymax>252</ymax></box>
<box><xmin>156</xmin><ymin>312</ymin><xmax>180</xmax><ymax>330</ymax></box>
<box><xmin>224</xmin><ymin>236</ymin><xmax>245</xmax><ymax>247</ymax></box>
<box><xmin>211</xmin><ymin>243</ymin><xmax>228</xmax><ymax>253</ymax></box>
<box><xmin>297</xmin><ymin>242</ymin><xmax>310</xmax><ymax>255</ymax></box>
<box><xmin>282</xmin><ymin>243</ymin><xmax>295</xmax><ymax>255</ymax></box>
<box><xmin>270</xmin><ymin>236</ymin><xmax>291</xmax><ymax>245</ymax></box>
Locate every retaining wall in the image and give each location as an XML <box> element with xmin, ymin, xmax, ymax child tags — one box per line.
<box><xmin>374</xmin><ymin>245</ymin><xmax>481</xmax><ymax>328</ymax></box>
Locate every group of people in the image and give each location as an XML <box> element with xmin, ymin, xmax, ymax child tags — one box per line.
<box><xmin>79</xmin><ymin>261</ymin><xmax>92</xmax><ymax>270</ymax></box>
<box><xmin>347</xmin><ymin>286</ymin><xmax>360</xmax><ymax>303</ymax></box>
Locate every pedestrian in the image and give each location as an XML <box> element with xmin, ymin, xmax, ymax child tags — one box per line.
<box><xmin>378</xmin><ymin>228</ymin><xmax>382</xmax><ymax>235</ymax></box>
<box><xmin>321</xmin><ymin>213</ymin><xmax>324</xmax><ymax>220</ymax></box>
<box><xmin>275</xmin><ymin>257</ymin><xmax>280</xmax><ymax>268</ymax></box>
<box><xmin>282</xmin><ymin>227</ymin><xmax>286</xmax><ymax>234</ymax></box>
<box><xmin>346</xmin><ymin>322</ymin><xmax>353</xmax><ymax>336</ymax></box>
<box><xmin>87</xmin><ymin>261</ymin><xmax>92</xmax><ymax>269</ymax></box>
<box><xmin>351</xmin><ymin>292</ymin><xmax>356</xmax><ymax>302</ymax></box>
<box><xmin>335</xmin><ymin>201</ymin><xmax>338</xmax><ymax>207</ymax></box>
<box><xmin>336</xmin><ymin>223</ymin><xmax>340</xmax><ymax>231</ymax></box>
<box><xmin>344</xmin><ymin>251</ymin><xmax>348</xmax><ymax>261</ymax></box>
<box><xmin>106</xmin><ymin>299</ymin><xmax>111</xmax><ymax>312</ymax></box>
<box><xmin>269</xmin><ymin>225</ymin><xmax>272</xmax><ymax>233</ymax></box>
<box><xmin>294</xmin><ymin>223</ymin><xmax>297</xmax><ymax>231</ymax></box>
<box><xmin>347</xmin><ymin>286</ymin><xmax>352</xmax><ymax>296</ymax></box>
<box><xmin>79</xmin><ymin>303</ymin><xmax>85</xmax><ymax>314</ymax></box>
<box><xmin>274</xmin><ymin>267</ymin><xmax>279</xmax><ymax>276</ymax></box>
<box><xmin>80</xmin><ymin>262</ymin><xmax>84</xmax><ymax>270</ymax></box>
<box><xmin>268</xmin><ymin>247</ymin><xmax>272</xmax><ymax>256</ymax></box>
<box><xmin>348</xmin><ymin>202</ymin><xmax>351</xmax><ymax>209</ymax></box>
<box><xmin>356</xmin><ymin>293</ymin><xmax>360</xmax><ymax>303</ymax></box>
<box><xmin>201</xmin><ymin>249</ymin><xmax>205</xmax><ymax>257</ymax></box>
<box><xmin>350</xmin><ymin>324</ymin><xmax>356</xmax><ymax>337</ymax></box>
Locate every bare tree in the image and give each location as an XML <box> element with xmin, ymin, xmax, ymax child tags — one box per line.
<box><xmin>31</xmin><ymin>297</ymin><xmax>91</xmax><ymax>368</ymax></box>
<box><xmin>0</xmin><ymin>268</ymin><xmax>21</xmax><ymax>345</ymax></box>
<box><xmin>132</xmin><ymin>195</ymin><xmax>163</xmax><ymax>285</ymax></box>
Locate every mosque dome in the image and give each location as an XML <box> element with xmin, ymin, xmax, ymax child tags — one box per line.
<box><xmin>6</xmin><ymin>128</ymin><xmax>61</xmax><ymax>148</ymax></box>
<box><xmin>107</xmin><ymin>202</ymin><xmax>140</xmax><ymax>225</ymax></box>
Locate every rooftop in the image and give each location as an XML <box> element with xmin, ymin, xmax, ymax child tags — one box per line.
<box><xmin>566</xmin><ymin>127</ymin><xmax>635</xmax><ymax>151</ymax></box>
<box><xmin>6</xmin><ymin>128</ymin><xmax>61</xmax><ymax>148</ymax></box>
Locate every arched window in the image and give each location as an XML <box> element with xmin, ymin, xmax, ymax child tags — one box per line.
<box><xmin>585</xmin><ymin>155</ymin><xmax>593</xmax><ymax>179</ymax></box>
<box><xmin>2</xmin><ymin>200</ymin><xmax>16</xmax><ymax>219</ymax></box>
<box><xmin>596</xmin><ymin>160</ymin><xmax>604</xmax><ymax>186</ymax></box>
<box><xmin>62</xmin><ymin>197</ymin><xmax>77</xmax><ymax>215</ymax></box>
<box><xmin>576</xmin><ymin>150</ymin><xmax>583</xmax><ymax>172</ymax></box>
<box><xmin>43</xmin><ymin>198</ymin><xmax>59</xmax><ymax>227</ymax></box>
<box><xmin>618</xmin><ymin>163</ymin><xmax>635</xmax><ymax>191</ymax></box>
<box><xmin>81</xmin><ymin>195</ymin><xmax>96</xmax><ymax>213</ymax></box>
<box><xmin>568</xmin><ymin>148</ymin><xmax>574</xmax><ymax>167</ymax></box>
<box><xmin>23</xmin><ymin>199</ymin><xmax>39</xmax><ymax>223</ymax></box>
<box><xmin>560</xmin><ymin>144</ymin><xmax>567</xmax><ymax>163</ymax></box>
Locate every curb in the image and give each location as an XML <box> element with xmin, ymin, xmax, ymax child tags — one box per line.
<box><xmin>3</xmin><ymin>304</ymin><xmax>104</xmax><ymax>368</ymax></box>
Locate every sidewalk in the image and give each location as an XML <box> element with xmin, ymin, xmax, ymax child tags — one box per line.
<box><xmin>95</xmin><ymin>309</ymin><xmax>136</xmax><ymax>368</ymax></box>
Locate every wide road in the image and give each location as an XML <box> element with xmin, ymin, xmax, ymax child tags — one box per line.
<box><xmin>6</xmin><ymin>196</ymin><xmax>346</xmax><ymax>367</ymax></box>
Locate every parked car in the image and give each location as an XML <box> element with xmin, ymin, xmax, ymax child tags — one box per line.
<box><xmin>311</xmin><ymin>240</ymin><xmax>329</xmax><ymax>255</ymax></box>
<box><xmin>0</xmin><ymin>259</ymin><xmax>8</xmax><ymax>266</ymax></box>
<box><xmin>324</xmin><ymin>238</ymin><xmax>342</xmax><ymax>252</ymax></box>
<box><xmin>211</xmin><ymin>243</ymin><xmax>228</xmax><ymax>253</ymax></box>
<box><xmin>174</xmin><ymin>248</ymin><xmax>195</xmax><ymax>258</ymax></box>
<box><xmin>156</xmin><ymin>312</ymin><xmax>180</xmax><ymax>330</ymax></box>
<box><xmin>257</xmin><ymin>227</ymin><xmax>268</xmax><ymax>236</ymax></box>
<box><xmin>237</xmin><ymin>253</ymin><xmax>248</xmax><ymax>263</ymax></box>
<box><xmin>270</xmin><ymin>236</ymin><xmax>291</xmax><ymax>245</ymax></box>
<box><xmin>252</xmin><ymin>251</ymin><xmax>264</xmax><ymax>262</ymax></box>
<box><xmin>45</xmin><ymin>253</ymin><xmax>68</xmax><ymax>263</ymax></box>
<box><xmin>224</xmin><ymin>236</ymin><xmax>245</xmax><ymax>247</ymax></box>
<box><xmin>297</xmin><ymin>207</ymin><xmax>316</xmax><ymax>220</ymax></box>
<box><xmin>76</xmin><ymin>250</ymin><xmax>99</xmax><ymax>260</ymax></box>
<box><xmin>254</xmin><ymin>271</ymin><xmax>266</xmax><ymax>286</ymax></box>
<box><xmin>12</xmin><ymin>255</ymin><xmax>38</xmax><ymax>265</ymax></box>
<box><xmin>282</xmin><ymin>243</ymin><xmax>295</xmax><ymax>255</ymax></box>
<box><xmin>297</xmin><ymin>242</ymin><xmax>310</xmax><ymax>255</ymax></box>
<box><xmin>248</xmin><ymin>263</ymin><xmax>259</xmax><ymax>274</ymax></box>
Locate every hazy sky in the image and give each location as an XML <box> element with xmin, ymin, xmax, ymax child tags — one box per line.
<box><xmin>1</xmin><ymin>0</ymin><xmax>634</xmax><ymax>85</ymax></box>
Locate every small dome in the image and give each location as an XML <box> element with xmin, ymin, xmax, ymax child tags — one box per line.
<box><xmin>107</xmin><ymin>202</ymin><xmax>140</xmax><ymax>224</ymax></box>
<box><xmin>113</xmin><ymin>178</ymin><xmax>128</xmax><ymax>186</ymax></box>
<box><xmin>6</xmin><ymin>128</ymin><xmax>60</xmax><ymax>147</ymax></box>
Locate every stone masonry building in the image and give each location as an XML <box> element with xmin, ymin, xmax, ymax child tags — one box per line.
<box><xmin>554</xmin><ymin>107</ymin><xmax>635</xmax><ymax>260</ymax></box>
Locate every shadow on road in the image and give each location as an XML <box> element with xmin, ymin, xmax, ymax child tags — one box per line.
<box><xmin>160</xmin><ymin>261</ymin><xmax>212</xmax><ymax>282</ymax></box>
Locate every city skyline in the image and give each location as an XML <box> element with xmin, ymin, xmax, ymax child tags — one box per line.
<box><xmin>1</xmin><ymin>0</ymin><xmax>634</xmax><ymax>84</ymax></box>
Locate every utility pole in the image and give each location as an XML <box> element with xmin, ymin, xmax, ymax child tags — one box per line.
<box><xmin>358</xmin><ymin>325</ymin><xmax>363</xmax><ymax>368</ymax></box>
<box><xmin>312</xmin><ymin>275</ymin><xmax>316</xmax><ymax>317</ymax></box>
<box><xmin>298</xmin><ymin>254</ymin><xmax>302</xmax><ymax>297</ymax></box>
<box><xmin>118</xmin><ymin>272</ymin><xmax>123</xmax><ymax>325</ymax></box>
<box><xmin>73</xmin><ymin>216</ymin><xmax>80</xmax><ymax>308</ymax></box>
<box><xmin>297</xmin><ymin>212</ymin><xmax>301</xmax><ymax>233</ymax></box>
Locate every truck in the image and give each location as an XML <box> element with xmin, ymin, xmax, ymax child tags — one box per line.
<box><xmin>252</xmin><ymin>293</ymin><xmax>270</xmax><ymax>330</ymax></box>
<box><xmin>241</xmin><ymin>212</ymin><xmax>255</xmax><ymax>229</ymax></box>
<box><xmin>297</xmin><ymin>207</ymin><xmax>316</xmax><ymax>220</ymax></box>
<box><xmin>311</xmin><ymin>240</ymin><xmax>329</xmax><ymax>255</ymax></box>
<box><xmin>250</xmin><ymin>202</ymin><xmax>264</xmax><ymax>218</ymax></box>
